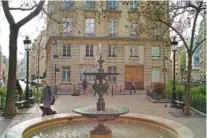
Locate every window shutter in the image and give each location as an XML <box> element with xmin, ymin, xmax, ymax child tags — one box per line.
<box><xmin>108</xmin><ymin>46</ymin><xmax>111</xmax><ymax>56</ymax></box>
<box><xmin>86</xmin><ymin>45</ymin><xmax>89</xmax><ymax>56</ymax></box>
<box><xmin>63</xmin><ymin>45</ymin><xmax>66</xmax><ymax>56</ymax></box>
<box><xmin>67</xmin><ymin>45</ymin><xmax>71</xmax><ymax>56</ymax></box>
<box><xmin>67</xmin><ymin>70</ymin><xmax>71</xmax><ymax>82</ymax></box>
<box><xmin>90</xmin><ymin>45</ymin><xmax>93</xmax><ymax>56</ymax></box>
<box><xmin>62</xmin><ymin>70</ymin><xmax>66</xmax><ymax>81</ymax></box>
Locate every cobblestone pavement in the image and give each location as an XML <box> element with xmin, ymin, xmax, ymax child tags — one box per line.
<box><xmin>0</xmin><ymin>92</ymin><xmax>206</xmax><ymax>138</ymax></box>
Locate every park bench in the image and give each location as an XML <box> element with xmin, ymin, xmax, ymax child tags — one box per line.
<box><xmin>174</xmin><ymin>100</ymin><xmax>185</xmax><ymax>111</ymax></box>
<box><xmin>15</xmin><ymin>100</ymin><xmax>26</xmax><ymax>109</ymax></box>
<box><xmin>29</xmin><ymin>96</ymin><xmax>36</xmax><ymax>104</ymax></box>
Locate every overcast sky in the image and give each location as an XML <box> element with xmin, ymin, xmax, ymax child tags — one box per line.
<box><xmin>0</xmin><ymin>0</ymin><xmax>46</xmax><ymax>60</ymax></box>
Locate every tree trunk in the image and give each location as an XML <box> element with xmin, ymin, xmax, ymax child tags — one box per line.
<box><xmin>184</xmin><ymin>52</ymin><xmax>192</xmax><ymax>116</ymax></box>
<box><xmin>3</xmin><ymin>26</ymin><xmax>19</xmax><ymax>117</ymax></box>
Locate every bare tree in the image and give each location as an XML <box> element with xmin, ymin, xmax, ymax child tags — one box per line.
<box><xmin>141</xmin><ymin>1</ymin><xmax>206</xmax><ymax>116</ymax></box>
<box><xmin>1</xmin><ymin>0</ymin><xmax>45</xmax><ymax>117</ymax></box>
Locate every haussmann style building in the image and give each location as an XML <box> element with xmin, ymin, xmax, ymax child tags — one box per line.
<box><xmin>45</xmin><ymin>1</ymin><xmax>171</xmax><ymax>92</ymax></box>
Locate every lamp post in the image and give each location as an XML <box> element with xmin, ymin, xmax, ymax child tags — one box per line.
<box><xmin>171</xmin><ymin>37</ymin><xmax>178</xmax><ymax>106</ymax></box>
<box><xmin>23</xmin><ymin>36</ymin><xmax>31</xmax><ymax>107</ymax></box>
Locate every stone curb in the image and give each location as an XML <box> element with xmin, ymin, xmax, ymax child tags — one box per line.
<box><xmin>146</xmin><ymin>95</ymin><xmax>171</xmax><ymax>103</ymax></box>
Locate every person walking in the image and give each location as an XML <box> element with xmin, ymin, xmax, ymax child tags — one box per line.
<box><xmin>130</xmin><ymin>79</ymin><xmax>136</xmax><ymax>94</ymax></box>
<box><xmin>82</xmin><ymin>76</ymin><xmax>88</xmax><ymax>95</ymax></box>
<box><xmin>41</xmin><ymin>79</ymin><xmax>53</xmax><ymax>116</ymax></box>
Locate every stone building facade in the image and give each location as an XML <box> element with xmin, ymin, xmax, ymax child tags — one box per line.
<box><xmin>198</xmin><ymin>16</ymin><xmax>206</xmax><ymax>81</ymax></box>
<box><xmin>45</xmin><ymin>1</ymin><xmax>171</xmax><ymax>90</ymax></box>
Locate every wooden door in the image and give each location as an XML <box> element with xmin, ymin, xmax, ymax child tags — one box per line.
<box><xmin>125</xmin><ymin>66</ymin><xmax>144</xmax><ymax>90</ymax></box>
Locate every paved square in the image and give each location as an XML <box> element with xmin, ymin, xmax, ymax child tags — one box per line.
<box><xmin>0</xmin><ymin>93</ymin><xmax>206</xmax><ymax>138</ymax></box>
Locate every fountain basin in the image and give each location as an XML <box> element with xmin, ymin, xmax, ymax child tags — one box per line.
<box><xmin>73</xmin><ymin>106</ymin><xmax>129</xmax><ymax>117</ymax></box>
<box><xmin>4</xmin><ymin>113</ymin><xmax>194</xmax><ymax>138</ymax></box>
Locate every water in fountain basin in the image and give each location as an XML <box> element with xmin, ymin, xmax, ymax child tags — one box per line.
<box><xmin>32</xmin><ymin>121</ymin><xmax>174</xmax><ymax>138</ymax></box>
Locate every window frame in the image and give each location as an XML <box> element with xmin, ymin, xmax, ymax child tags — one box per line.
<box><xmin>152</xmin><ymin>46</ymin><xmax>160</xmax><ymax>58</ymax></box>
<box><xmin>63</xmin><ymin>18</ymin><xmax>72</xmax><ymax>36</ymax></box>
<box><xmin>62</xmin><ymin>44</ymin><xmax>71</xmax><ymax>57</ymax></box>
<box><xmin>107</xmin><ymin>0</ymin><xmax>118</xmax><ymax>10</ymax></box>
<box><xmin>108</xmin><ymin>45</ymin><xmax>116</xmax><ymax>57</ymax></box>
<box><xmin>107</xmin><ymin>66</ymin><xmax>117</xmax><ymax>82</ymax></box>
<box><xmin>85</xmin><ymin>0</ymin><xmax>95</xmax><ymax>9</ymax></box>
<box><xmin>79</xmin><ymin>66</ymin><xmax>97</xmax><ymax>83</ymax></box>
<box><xmin>108</xmin><ymin>19</ymin><xmax>117</xmax><ymax>37</ymax></box>
<box><xmin>131</xmin><ymin>0</ymin><xmax>138</xmax><ymax>11</ymax></box>
<box><xmin>85</xmin><ymin>18</ymin><xmax>95</xmax><ymax>37</ymax></box>
<box><xmin>63</xmin><ymin>0</ymin><xmax>74</xmax><ymax>9</ymax></box>
<box><xmin>152</xmin><ymin>67</ymin><xmax>161</xmax><ymax>82</ymax></box>
<box><xmin>129</xmin><ymin>46</ymin><xmax>139</xmax><ymax>58</ymax></box>
<box><xmin>85</xmin><ymin>45</ymin><xmax>94</xmax><ymax>57</ymax></box>
<box><xmin>62</xmin><ymin>68</ymin><xmax>71</xmax><ymax>83</ymax></box>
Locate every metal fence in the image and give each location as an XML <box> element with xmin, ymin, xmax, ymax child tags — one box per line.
<box><xmin>191</xmin><ymin>98</ymin><xmax>206</xmax><ymax>113</ymax></box>
<box><xmin>0</xmin><ymin>94</ymin><xmax>6</xmax><ymax>110</ymax></box>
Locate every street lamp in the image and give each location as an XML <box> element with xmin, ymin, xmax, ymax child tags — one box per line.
<box><xmin>171</xmin><ymin>37</ymin><xmax>178</xmax><ymax>106</ymax></box>
<box><xmin>23</xmin><ymin>36</ymin><xmax>31</xmax><ymax>107</ymax></box>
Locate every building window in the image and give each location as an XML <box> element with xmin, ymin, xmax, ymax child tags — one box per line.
<box><xmin>63</xmin><ymin>0</ymin><xmax>74</xmax><ymax>9</ymax></box>
<box><xmin>129</xmin><ymin>46</ymin><xmax>138</xmax><ymax>57</ymax></box>
<box><xmin>86</xmin><ymin>45</ymin><xmax>94</xmax><ymax>57</ymax></box>
<box><xmin>108</xmin><ymin>66</ymin><xmax>117</xmax><ymax>82</ymax></box>
<box><xmin>152</xmin><ymin>46</ymin><xmax>160</xmax><ymax>58</ymax></box>
<box><xmin>63</xmin><ymin>18</ymin><xmax>72</xmax><ymax>36</ymax></box>
<box><xmin>152</xmin><ymin>67</ymin><xmax>160</xmax><ymax>82</ymax></box>
<box><xmin>62</xmin><ymin>68</ymin><xmax>71</xmax><ymax>82</ymax></box>
<box><xmin>193</xmin><ymin>55</ymin><xmax>199</xmax><ymax>65</ymax></box>
<box><xmin>108</xmin><ymin>19</ymin><xmax>117</xmax><ymax>37</ymax></box>
<box><xmin>131</xmin><ymin>0</ymin><xmax>138</xmax><ymax>11</ymax></box>
<box><xmin>85</xmin><ymin>0</ymin><xmax>95</xmax><ymax>9</ymax></box>
<box><xmin>85</xmin><ymin>18</ymin><xmax>95</xmax><ymax>37</ymax></box>
<box><xmin>80</xmin><ymin>66</ymin><xmax>97</xmax><ymax>83</ymax></box>
<box><xmin>108</xmin><ymin>45</ymin><xmax>116</xmax><ymax>57</ymax></box>
<box><xmin>62</xmin><ymin>44</ymin><xmax>71</xmax><ymax>57</ymax></box>
<box><xmin>107</xmin><ymin>0</ymin><xmax>118</xmax><ymax>10</ymax></box>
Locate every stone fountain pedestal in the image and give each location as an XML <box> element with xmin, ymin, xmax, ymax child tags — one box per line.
<box><xmin>89</xmin><ymin>122</ymin><xmax>112</xmax><ymax>138</ymax></box>
<box><xmin>73</xmin><ymin>54</ymin><xmax>128</xmax><ymax>138</ymax></box>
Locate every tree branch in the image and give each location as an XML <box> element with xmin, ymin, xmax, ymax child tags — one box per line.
<box><xmin>41</xmin><ymin>7</ymin><xmax>61</xmax><ymax>25</ymax></box>
<box><xmin>189</xmin><ymin>9</ymin><xmax>200</xmax><ymax>51</ymax></box>
<box><xmin>1</xmin><ymin>1</ymin><xmax>15</xmax><ymax>25</ymax></box>
<box><xmin>16</xmin><ymin>0</ymin><xmax>45</xmax><ymax>28</ymax></box>
<box><xmin>193</xmin><ymin>38</ymin><xmax>206</xmax><ymax>53</ymax></box>
<box><xmin>158</xmin><ymin>18</ymin><xmax>189</xmax><ymax>51</ymax></box>
<box><xmin>9</xmin><ymin>5</ymin><xmax>37</xmax><ymax>11</ymax></box>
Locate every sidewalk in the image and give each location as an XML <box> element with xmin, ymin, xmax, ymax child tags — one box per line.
<box><xmin>0</xmin><ymin>94</ymin><xmax>206</xmax><ymax>138</ymax></box>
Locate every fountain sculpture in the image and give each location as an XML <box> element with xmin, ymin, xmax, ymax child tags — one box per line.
<box><xmin>73</xmin><ymin>54</ymin><xmax>129</xmax><ymax>138</ymax></box>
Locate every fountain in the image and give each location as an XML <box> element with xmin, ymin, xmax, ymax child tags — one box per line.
<box><xmin>73</xmin><ymin>54</ymin><xmax>129</xmax><ymax>138</ymax></box>
<box><xmin>4</xmin><ymin>53</ymin><xmax>194</xmax><ymax>138</ymax></box>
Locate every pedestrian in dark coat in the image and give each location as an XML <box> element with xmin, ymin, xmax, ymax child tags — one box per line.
<box><xmin>41</xmin><ymin>79</ymin><xmax>53</xmax><ymax>116</ymax></box>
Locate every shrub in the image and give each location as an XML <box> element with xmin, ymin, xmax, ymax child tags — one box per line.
<box><xmin>31</xmin><ymin>86</ymin><xmax>42</xmax><ymax>102</ymax></box>
<box><xmin>151</xmin><ymin>83</ymin><xmax>165</xmax><ymax>94</ymax></box>
<box><xmin>191</xmin><ymin>85</ymin><xmax>206</xmax><ymax>102</ymax></box>
<box><xmin>164</xmin><ymin>80</ymin><xmax>185</xmax><ymax>98</ymax></box>
<box><xmin>0</xmin><ymin>87</ymin><xmax>7</xmax><ymax>95</ymax></box>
